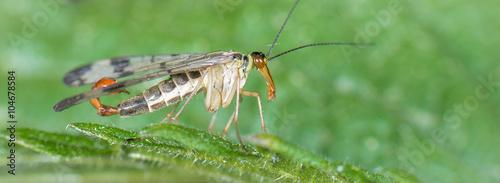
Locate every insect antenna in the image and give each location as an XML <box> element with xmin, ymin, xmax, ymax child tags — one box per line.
<box><xmin>267</xmin><ymin>0</ymin><xmax>300</xmax><ymax>57</ymax></box>
<box><xmin>266</xmin><ymin>0</ymin><xmax>374</xmax><ymax>61</ymax></box>
<box><xmin>269</xmin><ymin>42</ymin><xmax>374</xmax><ymax>61</ymax></box>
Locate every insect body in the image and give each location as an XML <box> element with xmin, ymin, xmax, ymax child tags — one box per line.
<box><xmin>54</xmin><ymin>50</ymin><xmax>276</xmax><ymax>138</ymax></box>
<box><xmin>53</xmin><ymin>0</ymin><xmax>371</xmax><ymax>149</ymax></box>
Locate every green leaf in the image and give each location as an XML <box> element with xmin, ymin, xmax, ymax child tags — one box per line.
<box><xmin>138</xmin><ymin>123</ymin><xmax>250</xmax><ymax>156</ymax></box>
<box><xmin>376</xmin><ymin>168</ymin><xmax>423</xmax><ymax>183</ymax></box>
<box><xmin>3</xmin><ymin>124</ymin><xmax>420</xmax><ymax>182</ymax></box>
<box><xmin>1</xmin><ymin>128</ymin><xmax>114</xmax><ymax>159</ymax></box>
<box><xmin>247</xmin><ymin>134</ymin><xmax>397</xmax><ymax>182</ymax></box>
<box><xmin>68</xmin><ymin>122</ymin><xmax>187</xmax><ymax>153</ymax></box>
<box><xmin>68</xmin><ymin>123</ymin><xmax>137</xmax><ymax>144</ymax></box>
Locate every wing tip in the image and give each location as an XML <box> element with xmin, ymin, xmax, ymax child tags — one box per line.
<box><xmin>52</xmin><ymin>92</ymin><xmax>90</xmax><ymax>113</ymax></box>
<box><xmin>52</xmin><ymin>103</ymin><xmax>64</xmax><ymax>112</ymax></box>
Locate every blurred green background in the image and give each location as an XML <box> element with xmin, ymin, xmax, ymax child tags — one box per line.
<box><xmin>1</xmin><ymin>0</ymin><xmax>499</xmax><ymax>182</ymax></box>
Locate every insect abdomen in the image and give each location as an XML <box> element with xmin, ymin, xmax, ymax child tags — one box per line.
<box><xmin>117</xmin><ymin>71</ymin><xmax>204</xmax><ymax>117</ymax></box>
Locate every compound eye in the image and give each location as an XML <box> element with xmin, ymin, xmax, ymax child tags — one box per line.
<box><xmin>251</xmin><ymin>52</ymin><xmax>267</xmax><ymax>68</ymax></box>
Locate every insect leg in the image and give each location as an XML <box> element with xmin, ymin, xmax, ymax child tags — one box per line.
<box><xmin>233</xmin><ymin>78</ymin><xmax>247</xmax><ymax>152</ymax></box>
<box><xmin>240</xmin><ymin>90</ymin><xmax>268</xmax><ymax>133</ymax></box>
<box><xmin>222</xmin><ymin>110</ymin><xmax>236</xmax><ymax>138</ymax></box>
<box><xmin>89</xmin><ymin>78</ymin><xmax>129</xmax><ymax>116</ymax></box>
<box><xmin>159</xmin><ymin>102</ymin><xmax>180</xmax><ymax>124</ymax></box>
<box><xmin>168</xmin><ymin>69</ymin><xmax>209</xmax><ymax>123</ymax></box>
<box><xmin>208</xmin><ymin>110</ymin><xmax>218</xmax><ymax>133</ymax></box>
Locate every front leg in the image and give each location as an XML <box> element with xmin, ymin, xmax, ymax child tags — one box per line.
<box><xmin>240</xmin><ymin>90</ymin><xmax>268</xmax><ymax>133</ymax></box>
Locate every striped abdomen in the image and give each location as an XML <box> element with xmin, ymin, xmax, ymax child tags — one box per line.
<box><xmin>117</xmin><ymin>71</ymin><xmax>204</xmax><ymax>117</ymax></box>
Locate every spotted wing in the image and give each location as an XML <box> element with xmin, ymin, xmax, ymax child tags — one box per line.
<box><xmin>63</xmin><ymin>53</ymin><xmax>208</xmax><ymax>87</ymax></box>
<box><xmin>53</xmin><ymin>50</ymin><xmax>240</xmax><ymax>112</ymax></box>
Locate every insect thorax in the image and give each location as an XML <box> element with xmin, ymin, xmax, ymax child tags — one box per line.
<box><xmin>204</xmin><ymin>52</ymin><xmax>249</xmax><ymax>112</ymax></box>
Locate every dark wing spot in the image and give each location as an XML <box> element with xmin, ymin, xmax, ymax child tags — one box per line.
<box><xmin>111</xmin><ymin>57</ymin><xmax>130</xmax><ymax>73</ymax></box>
<box><xmin>63</xmin><ymin>64</ymin><xmax>92</xmax><ymax>86</ymax></box>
